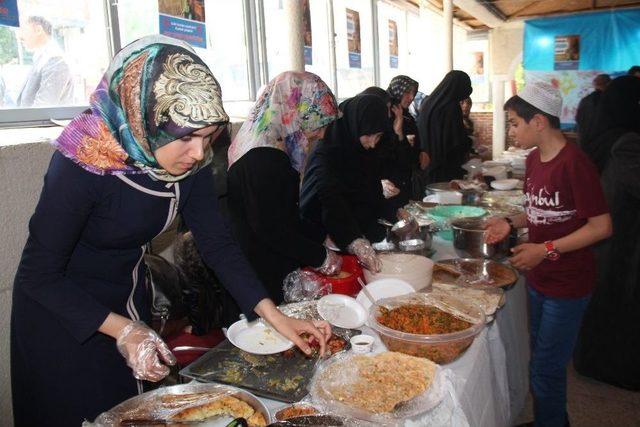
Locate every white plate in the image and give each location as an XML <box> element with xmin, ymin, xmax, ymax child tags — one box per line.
<box><xmin>226</xmin><ymin>318</ymin><xmax>293</xmax><ymax>355</ymax></box>
<box><xmin>317</xmin><ymin>294</ymin><xmax>367</xmax><ymax>329</ymax></box>
<box><xmin>355</xmin><ymin>278</ymin><xmax>415</xmax><ymax>313</ymax></box>
<box><xmin>491</xmin><ymin>179</ymin><xmax>520</xmax><ymax>191</ymax></box>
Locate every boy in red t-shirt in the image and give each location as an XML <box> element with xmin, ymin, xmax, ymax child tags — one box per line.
<box><xmin>486</xmin><ymin>81</ymin><xmax>612</xmax><ymax>427</ymax></box>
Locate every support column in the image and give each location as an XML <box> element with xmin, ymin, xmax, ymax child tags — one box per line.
<box><xmin>284</xmin><ymin>0</ymin><xmax>305</xmax><ymax>72</ymax></box>
<box><xmin>492</xmin><ymin>74</ymin><xmax>509</xmax><ymax>159</ymax></box>
<box><xmin>443</xmin><ymin>0</ymin><xmax>453</xmax><ymax>72</ymax></box>
<box><xmin>327</xmin><ymin>0</ymin><xmax>338</xmax><ymax>94</ymax></box>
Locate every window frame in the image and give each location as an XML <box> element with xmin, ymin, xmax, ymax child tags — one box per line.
<box><xmin>0</xmin><ymin>0</ymin><xmax>429</xmax><ymax>128</ymax></box>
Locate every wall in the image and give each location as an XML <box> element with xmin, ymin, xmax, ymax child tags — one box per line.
<box><xmin>469</xmin><ymin>111</ymin><xmax>493</xmax><ymax>158</ymax></box>
<box><xmin>489</xmin><ymin>23</ymin><xmax>524</xmax><ymax>76</ymax></box>
<box><xmin>0</xmin><ymin>128</ymin><xmax>61</xmax><ymax>426</ymax></box>
<box><xmin>0</xmin><ymin>122</ymin><xmax>244</xmax><ymax>426</ymax></box>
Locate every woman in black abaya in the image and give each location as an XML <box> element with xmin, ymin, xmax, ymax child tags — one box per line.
<box><xmin>300</xmin><ymin>94</ymin><xmax>390</xmax><ymax>272</ymax></box>
<box><xmin>574</xmin><ymin>76</ymin><xmax>640</xmax><ymax>390</ymax></box>
<box><xmin>417</xmin><ymin>70</ymin><xmax>473</xmax><ymax>183</ymax></box>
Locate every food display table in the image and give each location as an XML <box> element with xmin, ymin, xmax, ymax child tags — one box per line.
<box><xmin>184</xmin><ymin>236</ymin><xmax>530</xmax><ymax>426</ymax></box>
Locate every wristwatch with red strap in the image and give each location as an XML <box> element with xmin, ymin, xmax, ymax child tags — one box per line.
<box><xmin>544</xmin><ymin>240</ymin><xmax>560</xmax><ymax>261</ymax></box>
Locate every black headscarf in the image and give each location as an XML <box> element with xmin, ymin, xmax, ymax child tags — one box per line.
<box><xmin>417</xmin><ymin>70</ymin><xmax>473</xmax><ymax>183</ymax></box>
<box><xmin>360</xmin><ymin>86</ymin><xmax>391</xmax><ymax>107</ymax></box>
<box><xmin>387</xmin><ymin>75</ymin><xmax>419</xmax><ymax>106</ymax></box>
<box><xmin>581</xmin><ymin>76</ymin><xmax>640</xmax><ymax>172</ymax></box>
<box><xmin>333</xmin><ymin>94</ymin><xmax>389</xmax><ymax>144</ymax></box>
<box><xmin>300</xmin><ymin>94</ymin><xmax>390</xmax><ymax>248</ymax></box>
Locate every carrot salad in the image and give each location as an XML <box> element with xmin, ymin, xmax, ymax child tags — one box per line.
<box><xmin>377</xmin><ymin>304</ymin><xmax>471</xmax><ymax>335</ymax></box>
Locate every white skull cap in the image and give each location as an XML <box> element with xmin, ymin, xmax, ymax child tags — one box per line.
<box><xmin>517</xmin><ymin>81</ymin><xmax>563</xmax><ymax>118</ymax></box>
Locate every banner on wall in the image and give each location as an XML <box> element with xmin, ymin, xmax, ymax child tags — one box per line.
<box><xmin>470</xmin><ymin>52</ymin><xmax>484</xmax><ymax>83</ymax></box>
<box><xmin>523</xmin><ymin>9</ymin><xmax>640</xmax><ymax>126</ymax></box>
<box><xmin>388</xmin><ymin>20</ymin><xmax>398</xmax><ymax>69</ymax></box>
<box><xmin>302</xmin><ymin>0</ymin><xmax>312</xmax><ymax>65</ymax></box>
<box><xmin>158</xmin><ymin>0</ymin><xmax>206</xmax><ymax>49</ymax></box>
<box><xmin>0</xmin><ymin>0</ymin><xmax>20</xmax><ymax>27</ymax></box>
<box><xmin>554</xmin><ymin>35</ymin><xmax>580</xmax><ymax>70</ymax></box>
<box><xmin>346</xmin><ymin>8</ymin><xmax>361</xmax><ymax>69</ymax></box>
<box><xmin>525</xmin><ymin>70</ymin><xmax>626</xmax><ymax>127</ymax></box>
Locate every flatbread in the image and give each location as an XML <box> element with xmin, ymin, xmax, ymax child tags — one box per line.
<box><xmin>432</xmin><ymin>282</ymin><xmax>504</xmax><ymax>317</ymax></box>
<box><xmin>317</xmin><ymin>352</ymin><xmax>436</xmax><ymax>413</ymax></box>
<box><xmin>169</xmin><ymin>394</ymin><xmax>266</xmax><ymax>426</ymax></box>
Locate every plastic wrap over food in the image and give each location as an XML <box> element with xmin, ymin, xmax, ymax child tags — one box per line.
<box><xmin>87</xmin><ymin>383</ymin><xmax>270</xmax><ymax>427</ymax></box>
<box><xmin>308</xmin><ymin>351</ymin><xmax>445</xmax><ymax>425</ymax></box>
<box><xmin>431</xmin><ymin>282</ymin><xmax>504</xmax><ymax>319</ymax></box>
<box><xmin>283</xmin><ymin>270</ymin><xmax>332</xmax><ymax>303</ymax></box>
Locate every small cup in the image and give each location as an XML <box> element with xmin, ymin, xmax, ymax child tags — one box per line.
<box><xmin>350</xmin><ymin>334</ymin><xmax>375</xmax><ymax>354</ymax></box>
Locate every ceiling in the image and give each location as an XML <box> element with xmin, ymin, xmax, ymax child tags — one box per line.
<box><xmin>407</xmin><ymin>0</ymin><xmax>640</xmax><ymax>29</ymax></box>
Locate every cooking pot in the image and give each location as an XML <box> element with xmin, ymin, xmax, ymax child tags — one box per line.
<box><xmin>450</xmin><ymin>217</ymin><xmax>511</xmax><ymax>259</ymax></box>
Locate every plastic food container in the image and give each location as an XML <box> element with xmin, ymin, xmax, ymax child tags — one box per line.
<box><xmin>363</xmin><ymin>253</ymin><xmax>434</xmax><ymax>292</ymax></box>
<box><xmin>304</xmin><ymin>255</ymin><xmax>364</xmax><ymax>297</ymax></box>
<box><xmin>368</xmin><ymin>292</ymin><xmax>485</xmax><ymax>364</ymax></box>
<box><xmin>427</xmin><ymin>205</ymin><xmax>486</xmax><ymax>241</ymax></box>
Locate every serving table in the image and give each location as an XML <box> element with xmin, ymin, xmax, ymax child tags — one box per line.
<box><xmin>183</xmin><ymin>236</ymin><xmax>529</xmax><ymax>426</ymax></box>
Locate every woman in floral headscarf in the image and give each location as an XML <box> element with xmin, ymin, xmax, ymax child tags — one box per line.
<box><xmin>11</xmin><ymin>37</ymin><xmax>330</xmax><ymax>427</ymax></box>
<box><xmin>227</xmin><ymin>71</ymin><xmax>341</xmax><ymax>300</ymax></box>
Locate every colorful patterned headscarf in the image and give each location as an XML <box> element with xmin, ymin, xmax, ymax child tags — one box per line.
<box><xmin>228</xmin><ymin>71</ymin><xmax>340</xmax><ymax>172</ymax></box>
<box><xmin>53</xmin><ymin>35</ymin><xmax>229</xmax><ymax>182</ymax></box>
<box><xmin>387</xmin><ymin>75</ymin><xmax>419</xmax><ymax>106</ymax></box>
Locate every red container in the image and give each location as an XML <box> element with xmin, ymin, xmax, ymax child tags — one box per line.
<box><xmin>304</xmin><ymin>254</ymin><xmax>364</xmax><ymax>297</ymax></box>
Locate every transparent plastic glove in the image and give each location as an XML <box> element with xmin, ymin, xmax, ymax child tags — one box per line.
<box><xmin>116</xmin><ymin>321</ymin><xmax>176</xmax><ymax>382</ymax></box>
<box><xmin>315</xmin><ymin>249</ymin><xmax>343</xmax><ymax>276</ymax></box>
<box><xmin>381</xmin><ymin>179</ymin><xmax>400</xmax><ymax>199</ymax></box>
<box><xmin>348</xmin><ymin>238</ymin><xmax>381</xmax><ymax>272</ymax></box>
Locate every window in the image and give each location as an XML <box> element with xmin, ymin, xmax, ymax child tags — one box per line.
<box><xmin>333</xmin><ymin>0</ymin><xmax>375</xmax><ymax>99</ymax></box>
<box><xmin>304</xmin><ymin>0</ymin><xmax>333</xmax><ymax>92</ymax></box>
<box><xmin>117</xmin><ymin>0</ymin><xmax>251</xmax><ymax>101</ymax></box>
<box><xmin>0</xmin><ymin>0</ymin><xmax>110</xmax><ymax>111</ymax></box>
<box><xmin>262</xmin><ymin>0</ymin><xmax>289</xmax><ymax>81</ymax></box>
<box><xmin>377</xmin><ymin>1</ymin><xmax>408</xmax><ymax>89</ymax></box>
<box><xmin>262</xmin><ymin>0</ymin><xmax>334</xmax><ymax>91</ymax></box>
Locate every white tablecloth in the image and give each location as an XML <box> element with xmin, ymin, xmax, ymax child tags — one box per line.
<box><xmin>210</xmin><ymin>236</ymin><xmax>531</xmax><ymax>426</ymax></box>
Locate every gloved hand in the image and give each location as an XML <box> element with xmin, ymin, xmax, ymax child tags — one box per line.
<box><xmin>116</xmin><ymin>321</ymin><xmax>176</xmax><ymax>382</ymax></box>
<box><xmin>348</xmin><ymin>238</ymin><xmax>381</xmax><ymax>273</ymax></box>
<box><xmin>314</xmin><ymin>249</ymin><xmax>342</xmax><ymax>276</ymax></box>
<box><xmin>381</xmin><ymin>180</ymin><xmax>400</xmax><ymax>199</ymax></box>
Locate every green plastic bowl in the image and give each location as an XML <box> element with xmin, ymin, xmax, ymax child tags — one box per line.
<box><xmin>427</xmin><ymin>205</ymin><xmax>487</xmax><ymax>241</ymax></box>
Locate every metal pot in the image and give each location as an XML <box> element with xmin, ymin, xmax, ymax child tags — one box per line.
<box><xmin>450</xmin><ymin>217</ymin><xmax>510</xmax><ymax>259</ymax></box>
<box><xmin>459</xmin><ymin>189</ymin><xmax>484</xmax><ymax>206</ymax></box>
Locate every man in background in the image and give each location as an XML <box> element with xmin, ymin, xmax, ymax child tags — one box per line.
<box><xmin>628</xmin><ymin>65</ymin><xmax>640</xmax><ymax>78</ymax></box>
<box><xmin>575</xmin><ymin>74</ymin><xmax>610</xmax><ymax>144</ymax></box>
<box><xmin>16</xmin><ymin>16</ymin><xmax>72</xmax><ymax>107</ymax></box>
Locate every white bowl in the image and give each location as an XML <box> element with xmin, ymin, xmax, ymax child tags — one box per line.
<box><xmin>491</xmin><ymin>179</ymin><xmax>520</xmax><ymax>191</ymax></box>
<box><xmin>423</xmin><ymin>191</ymin><xmax>462</xmax><ymax>204</ymax></box>
<box><xmin>355</xmin><ymin>278</ymin><xmax>415</xmax><ymax>313</ymax></box>
<box><xmin>350</xmin><ymin>334</ymin><xmax>375</xmax><ymax>354</ymax></box>
<box><xmin>363</xmin><ymin>253</ymin><xmax>434</xmax><ymax>292</ymax></box>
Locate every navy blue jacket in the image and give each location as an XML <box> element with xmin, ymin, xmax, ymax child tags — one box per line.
<box><xmin>11</xmin><ymin>151</ymin><xmax>268</xmax><ymax>426</ymax></box>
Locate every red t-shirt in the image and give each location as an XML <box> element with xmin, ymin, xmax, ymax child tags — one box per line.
<box><xmin>524</xmin><ymin>142</ymin><xmax>609</xmax><ymax>298</ymax></box>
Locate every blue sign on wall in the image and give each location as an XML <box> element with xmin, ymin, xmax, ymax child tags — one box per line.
<box><xmin>524</xmin><ymin>9</ymin><xmax>640</xmax><ymax>71</ymax></box>
<box><xmin>159</xmin><ymin>14</ymin><xmax>206</xmax><ymax>49</ymax></box>
<box><xmin>0</xmin><ymin>0</ymin><xmax>19</xmax><ymax>28</ymax></box>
